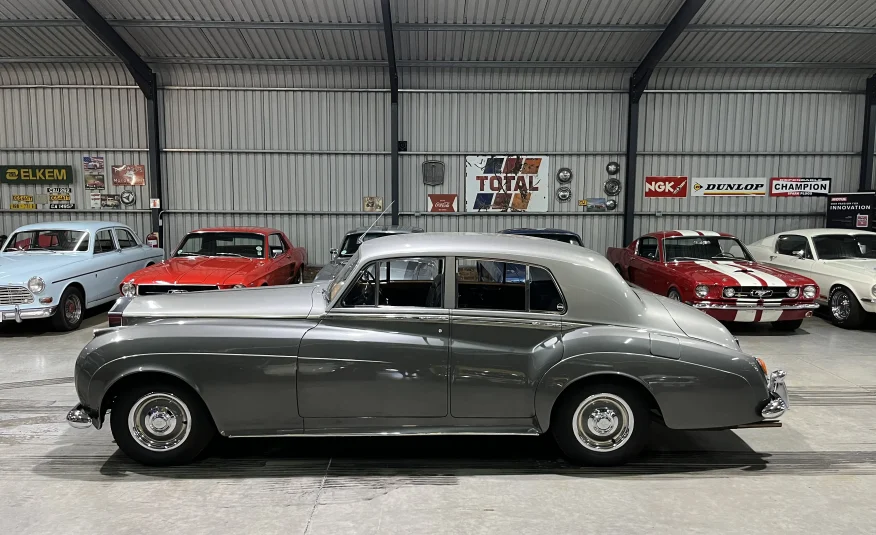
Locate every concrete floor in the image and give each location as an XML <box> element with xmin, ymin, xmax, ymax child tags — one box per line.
<box><xmin>1</xmin><ymin>309</ymin><xmax>875</xmax><ymax>534</ymax></box>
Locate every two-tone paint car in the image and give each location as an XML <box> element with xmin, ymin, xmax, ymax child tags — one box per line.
<box><xmin>606</xmin><ymin>230</ymin><xmax>819</xmax><ymax>330</ymax></box>
<box><xmin>749</xmin><ymin>228</ymin><xmax>876</xmax><ymax>328</ymax></box>
<box><xmin>68</xmin><ymin>233</ymin><xmax>787</xmax><ymax>467</ymax></box>
<box><xmin>1</xmin><ymin>221</ymin><xmax>163</xmax><ymax>331</ymax></box>
<box><xmin>313</xmin><ymin>225</ymin><xmax>424</xmax><ymax>282</ymax></box>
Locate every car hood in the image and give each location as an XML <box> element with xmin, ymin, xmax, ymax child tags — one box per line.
<box><xmin>823</xmin><ymin>258</ymin><xmax>876</xmax><ymax>279</ymax></box>
<box><xmin>312</xmin><ymin>258</ymin><xmax>349</xmax><ymax>282</ymax></box>
<box><xmin>127</xmin><ymin>256</ymin><xmax>264</xmax><ymax>285</ymax></box>
<box><xmin>0</xmin><ymin>253</ymin><xmax>89</xmax><ymax>284</ymax></box>
<box><xmin>635</xmin><ymin>288</ymin><xmax>737</xmax><ymax>350</ymax></box>
<box><xmin>121</xmin><ymin>283</ymin><xmax>326</xmax><ymax>320</ymax></box>
<box><xmin>667</xmin><ymin>260</ymin><xmax>813</xmax><ymax>286</ymax></box>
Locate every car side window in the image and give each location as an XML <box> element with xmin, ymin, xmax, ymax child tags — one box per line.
<box><xmin>776</xmin><ymin>235</ymin><xmax>811</xmax><ymax>258</ymax></box>
<box><xmin>93</xmin><ymin>230</ymin><xmax>116</xmax><ymax>254</ymax></box>
<box><xmin>529</xmin><ymin>266</ymin><xmax>565</xmax><ymax>313</ymax></box>
<box><xmin>268</xmin><ymin>234</ymin><xmax>286</xmax><ymax>258</ymax></box>
<box><xmin>115</xmin><ymin>228</ymin><xmax>138</xmax><ymax>249</ymax></box>
<box><xmin>341</xmin><ymin>257</ymin><xmax>444</xmax><ymax>308</ymax></box>
<box><xmin>637</xmin><ymin>237</ymin><xmax>659</xmax><ymax>260</ymax></box>
<box><xmin>456</xmin><ymin>258</ymin><xmax>564</xmax><ymax>313</ymax></box>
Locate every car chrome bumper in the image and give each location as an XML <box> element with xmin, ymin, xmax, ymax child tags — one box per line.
<box><xmin>693</xmin><ymin>302</ymin><xmax>819</xmax><ymax>311</ymax></box>
<box><xmin>761</xmin><ymin>370</ymin><xmax>789</xmax><ymax>419</ymax></box>
<box><xmin>0</xmin><ymin>305</ymin><xmax>56</xmax><ymax>323</ymax></box>
<box><xmin>66</xmin><ymin>404</ymin><xmax>94</xmax><ymax>429</ymax></box>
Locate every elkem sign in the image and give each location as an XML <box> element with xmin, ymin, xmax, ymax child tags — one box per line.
<box><xmin>1</xmin><ymin>165</ymin><xmax>74</xmax><ymax>184</ymax></box>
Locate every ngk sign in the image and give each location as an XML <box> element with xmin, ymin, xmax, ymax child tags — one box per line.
<box><xmin>644</xmin><ymin>176</ymin><xmax>688</xmax><ymax>198</ymax></box>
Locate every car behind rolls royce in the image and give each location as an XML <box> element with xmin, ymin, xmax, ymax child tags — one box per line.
<box><xmin>68</xmin><ymin>233</ymin><xmax>787</xmax><ymax>466</ymax></box>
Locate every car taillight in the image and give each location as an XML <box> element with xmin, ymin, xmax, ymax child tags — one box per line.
<box><xmin>107</xmin><ymin>311</ymin><xmax>125</xmax><ymax>327</ymax></box>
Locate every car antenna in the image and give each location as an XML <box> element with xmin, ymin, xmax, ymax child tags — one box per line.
<box><xmin>357</xmin><ymin>201</ymin><xmax>395</xmax><ymax>244</ymax></box>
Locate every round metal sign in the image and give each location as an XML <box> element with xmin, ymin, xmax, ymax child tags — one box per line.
<box><xmin>556</xmin><ymin>167</ymin><xmax>573</xmax><ymax>183</ymax></box>
<box><xmin>606</xmin><ymin>161</ymin><xmax>621</xmax><ymax>175</ymax></box>
<box><xmin>120</xmin><ymin>190</ymin><xmax>136</xmax><ymax>206</ymax></box>
<box><xmin>604</xmin><ymin>178</ymin><xmax>622</xmax><ymax>196</ymax></box>
<box><xmin>605</xmin><ymin>199</ymin><xmax>618</xmax><ymax>211</ymax></box>
<box><xmin>556</xmin><ymin>186</ymin><xmax>572</xmax><ymax>202</ymax></box>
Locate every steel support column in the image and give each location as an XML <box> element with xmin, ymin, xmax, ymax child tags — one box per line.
<box><xmin>860</xmin><ymin>74</ymin><xmax>876</xmax><ymax>191</ymax></box>
<box><xmin>381</xmin><ymin>0</ymin><xmax>400</xmax><ymax>225</ymax></box>
<box><xmin>622</xmin><ymin>0</ymin><xmax>706</xmax><ymax>246</ymax></box>
<box><xmin>61</xmin><ymin>0</ymin><xmax>164</xmax><ymax>243</ymax></box>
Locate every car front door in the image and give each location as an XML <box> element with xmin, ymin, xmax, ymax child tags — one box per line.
<box><xmin>627</xmin><ymin>236</ymin><xmax>660</xmax><ymax>290</ymax></box>
<box><xmin>297</xmin><ymin>256</ymin><xmax>450</xmax><ymax>423</ymax></box>
<box><xmin>770</xmin><ymin>234</ymin><xmax>818</xmax><ymax>280</ymax></box>
<box><xmin>267</xmin><ymin>233</ymin><xmax>292</xmax><ymax>285</ymax></box>
<box><xmin>84</xmin><ymin>228</ymin><xmax>123</xmax><ymax>304</ymax></box>
<box><xmin>449</xmin><ymin>258</ymin><xmax>565</xmax><ymax>418</ymax></box>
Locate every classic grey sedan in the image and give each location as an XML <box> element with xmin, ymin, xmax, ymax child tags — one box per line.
<box><xmin>68</xmin><ymin>233</ymin><xmax>788</xmax><ymax>466</ymax></box>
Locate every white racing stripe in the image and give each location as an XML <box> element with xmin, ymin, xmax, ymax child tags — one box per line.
<box><xmin>696</xmin><ymin>230</ymin><xmax>721</xmax><ymax>236</ymax></box>
<box><xmin>694</xmin><ymin>261</ymin><xmax>761</xmax><ymax>286</ymax></box>
<box><xmin>760</xmin><ymin>310</ymin><xmax>783</xmax><ymax>322</ymax></box>
<box><xmin>730</xmin><ymin>262</ymin><xmax>787</xmax><ymax>287</ymax></box>
<box><xmin>673</xmin><ymin>230</ymin><xmax>699</xmax><ymax>236</ymax></box>
<box><xmin>734</xmin><ymin>310</ymin><xmax>758</xmax><ymax>322</ymax></box>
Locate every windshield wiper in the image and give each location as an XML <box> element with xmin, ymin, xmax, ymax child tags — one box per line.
<box><xmin>214</xmin><ymin>252</ymin><xmax>247</xmax><ymax>258</ymax></box>
<box><xmin>668</xmin><ymin>257</ymin><xmax>703</xmax><ymax>262</ymax></box>
<box><xmin>175</xmin><ymin>252</ymin><xmax>201</xmax><ymax>257</ymax></box>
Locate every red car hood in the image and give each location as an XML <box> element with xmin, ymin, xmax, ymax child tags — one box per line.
<box><xmin>667</xmin><ymin>260</ymin><xmax>815</xmax><ymax>286</ymax></box>
<box><xmin>126</xmin><ymin>256</ymin><xmax>265</xmax><ymax>286</ymax></box>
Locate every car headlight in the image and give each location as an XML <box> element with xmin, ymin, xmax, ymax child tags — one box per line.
<box><xmin>871</xmin><ymin>284</ymin><xmax>876</xmax><ymax>297</ymax></box>
<box><xmin>723</xmin><ymin>287</ymin><xmax>735</xmax><ymax>298</ymax></box>
<box><xmin>28</xmin><ymin>276</ymin><xmax>45</xmax><ymax>295</ymax></box>
<box><xmin>695</xmin><ymin>285</ymin><xmax>709</xmax><ymax>298</ymax></box>
<box><xmin>787</xmin><ymin>287</ymin><xmax>799</xmax><ymax>298</ymax></box>
<box><xmin>232</xmin><ymin>284</ymin><xmax>246</xmax><ymax>289</ymax></box>
<box><xmin>121</xmin><ymin>282</ymin><xmax>136</xmax><ymax>297</ymax></box>
<box><xmin>803</xmin><ymin>285</ymin><xmax>816</xmax><ymax>299</ymax></box>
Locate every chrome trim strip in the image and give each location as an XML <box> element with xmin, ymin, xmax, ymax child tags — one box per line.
<box><xmin>324</xmin><ymin>312</ymin><xmax>449</xmax><ymax>321</ymax></box>
<box><xmin>227</xmin><ymin>430</ymin><xmax>542</xmax><ymax>438</ymax></box>
<box><xmin>0</xmin><ymin>305</ymin><xmax>55</xmax><ymax>322</ymax></box>
<box><xmin>692</xmin><ymin>302</ymin><xmax>819</xmax><ymax>311</ymax></box>
<box><xmin>450</xmin><ymin>316</ymin><xmax>562</xmax><ymax>328</ymax></box>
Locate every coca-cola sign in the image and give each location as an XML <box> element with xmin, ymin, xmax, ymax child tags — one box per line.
<box><xmin>428</xmin><ymin>193</ymin><xmax>458</xmax><ymax>213</ymax></box>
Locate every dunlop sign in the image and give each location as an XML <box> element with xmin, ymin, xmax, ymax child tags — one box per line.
<box><xmin>1</xmin><ymin>165</ymin><xmax>73</xmax><ymax>184</ymax></box>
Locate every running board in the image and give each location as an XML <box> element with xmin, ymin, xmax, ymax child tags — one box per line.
<box><xmin>735</xmin><ymin>421</ymin><xmax>783</xmax><ymax>429</ymax></box>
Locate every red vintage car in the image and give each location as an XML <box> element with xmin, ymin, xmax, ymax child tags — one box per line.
<box><xmin>606</xmin><ymin>230</ymin><xmax>819</xmax><ymax>330</ymax></box>
<box><xmin>120</xmin><ymin>227</ymin><xmax>306</xmax><ymax>296</ymax></box>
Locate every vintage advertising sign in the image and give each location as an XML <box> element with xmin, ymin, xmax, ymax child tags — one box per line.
<box><xmin>645</xmin><ymin>176</ymin><xmax>688</xmax><ymax>198</ymax></box>
<box><xmin>363</xmin><ymin>196</ymin><xmax>383</xmax><ymax>212</ymax></box>
<box><xmin>581</xmin><ymin>197</ymin><xmax>608</xmax><ymax>212</ymax></box>
<box><xmin>770</xmin><ymin>177</ymin><xmax>831</xmax><ymax>197</ymax></box>
<box><xmin>826</xmin><ymin>193</ymin><xmax>875</xmax><ymax>229</ymax></box>
<box><xmin>691</xmin><ymin>178</ymin><xmax>767</xmax><ymax>197</ymax></box>
<box><xmin>90</xmin><ymin>192</ymin><xmax>102</xmax><ymax>209</ymax></box>
<box><xmin>1</xmin><ymin>165</ymin><xmax>73</xmax><ymax>184</ymax></box>
<box><xmin>111</xmin><ymin>164</ymin><xmax>146</xmax><ymax>186</ymax></box>
<box><xmin>428</xmin><ymin>193</ymin><xmax>457</xmax><ymax>212</ymax></box>
<box><xmin>101</xmin><ymin>194</ymin><xmax>121</xmax><ymax>209</ymax></box>
<box><xmin>83</xmin><ymin>156</ymin><xmax>104</xmax><ymax>171</ymax></box>
<box><xmin>11</xmin><ymin>194</ymin><xmax>34</xmax><ymax>202</ymax></box>
<box><xmin>50</xmin><ymin>203</ymin><xmax>75</xmax><ymax>210</ymax></box>
<box><xmin>465</xmin><ymin>155</ymin><xmax>549</xmax><ymax>212</ymax></box>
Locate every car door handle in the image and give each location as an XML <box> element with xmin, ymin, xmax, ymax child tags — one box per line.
<box><xmin>411</xmin><ymin>315</ymin><xmax>445</xmax><ymax>321</ymax></box>
<box><xmin>769</xmin><ymin>255</ymin><xmax>777</xmax><ymax>260</ymax></box>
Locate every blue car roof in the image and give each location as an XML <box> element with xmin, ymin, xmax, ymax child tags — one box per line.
<box><xmin>10</xmin><ymin>220</ymin><xmax>127</xmax><ymax>233</ymax></box>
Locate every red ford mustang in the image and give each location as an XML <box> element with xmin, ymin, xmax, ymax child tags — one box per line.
<box><xmin>606</xmin><ymin>230</ymin><xmax>819</xmax><ymax>330</ymax></box>
<box><xmin>120</xmin><ymin>227</ymin><xmax>306</xmax><ymax>296</ymax></box>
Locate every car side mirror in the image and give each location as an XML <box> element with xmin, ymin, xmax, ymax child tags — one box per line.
<box><xmin>793</xmin><ymin>250</ymin><xmax>805</xmax><ymax>259</ymax></box>
<box><xmin>271</xmin><ymin>248</ymin><xmax>283</xmax><ymax>258</ymax></box>
<box><xmin>330</xmin><ymin>248</ymin><xmax>339</xmax><ymax>261</ymax></box>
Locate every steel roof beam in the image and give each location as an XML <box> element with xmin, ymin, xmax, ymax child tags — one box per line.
<box><xmin>381</xmin><ymin>0</ymin><xmax>400</xmax><ymax>225</ymax></box>
<box><xmin>860</xmin><ymin>73</ymin><xmax>876</xmax><ymax>191</ymax></box>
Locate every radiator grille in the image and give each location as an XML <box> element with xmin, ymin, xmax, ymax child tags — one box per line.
<box><xmin>137</xmin><ymin>284</ymin><xmax>219</xmax><ymax>295</ymax></box>
<box><xmin>728</xmin><ymin>286</ymin><xmax>796</xmax><ymax>300</ymax></box>
<box><xmin>0</xmin><ymin>285</ymin><xmax>34</xmax><ymax>305</ymax></box>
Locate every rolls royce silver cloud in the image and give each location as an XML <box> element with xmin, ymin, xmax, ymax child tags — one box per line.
<box><xmin>68</xmin><ymin>233</ymin><xmax>788</xmax><ymax>466</ymax></box>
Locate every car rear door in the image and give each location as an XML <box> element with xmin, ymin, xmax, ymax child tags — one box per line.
<box><xmin>449</xmin><ymin>257</ymin><xmax>565</xmax><ymax>418</ymax></box>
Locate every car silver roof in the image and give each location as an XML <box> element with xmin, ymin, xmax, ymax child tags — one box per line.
<box><xmin>346</xmin><ymin>225</ymin><xmax>424</xmax><ymax>235</ymax></box>
<box><xmin>355</xmin><ymin>232</ymin><xmax>643</xmax><ymax>326</ymax></box>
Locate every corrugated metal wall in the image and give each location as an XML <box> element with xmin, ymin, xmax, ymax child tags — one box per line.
<box><xmin>0</xmin><ymin>77</ymin><xmax>152</xmax><ymax>239</ymax></box>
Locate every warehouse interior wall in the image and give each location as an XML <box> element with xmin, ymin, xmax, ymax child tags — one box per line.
<box><xmin>1</xmin><ymin>64</ymin><xmax>872</xmax><ymax>263</ymax></box>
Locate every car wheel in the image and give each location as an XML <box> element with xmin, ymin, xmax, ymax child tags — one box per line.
<box><xmin>772</xmin><ymin>319</ymin><xmax>803</xmax><ymax>331</ymax></box>
<box><xmin>110</xmin><ymin>381</ymin><xmax>215</xmax><ymax>466</ymax></box>
<box><xmin>829</xmin><ymin>286</ymin><xmax>864</xmax><ymax>329</ymax></box>
<box><xmin>291</xmin><ymin>265</ymin><xmax>303</xmax><ymax>284</ymax></box>
<box><xmin>668</xmin><ymin>289</ymin><xmax>682</xmax><ymax>301</ymax></box>
<box><xmin>551</xmin><ymin>383</ymin><xmax>650</xmax><ymax>466</ymax></box>
<box><xmin>51</xmin><ymin>286</ymin><xmax>84</xmax><ymax>331</ymax></box>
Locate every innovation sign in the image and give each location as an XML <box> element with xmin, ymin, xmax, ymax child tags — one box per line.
<box><xmin>691</xmin><ymin>178</ymin><xmax>767</xmax><ymax>197</ymax></box>
<box><xmin>770</xmin><ymin>177</ymin><xmax>831</xmax><ymax>197</ymax></box>
<box><xmin>0</xmin><ymin>165</ymin><xmax>73</xmax><ymax>184</ymax></box>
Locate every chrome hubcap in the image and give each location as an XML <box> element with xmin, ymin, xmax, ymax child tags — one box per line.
<box><xmin>573</xmin><ymin>393</ymin><xmax>634</xmax><ymax>452</ymax></box>
<box><xmin>128</xmin><ymin>393</ymin><xmax>191</xmax><ymax>451</ymax></box>
<box><xmin>669</xmin><ymin>291</ymin><xmax>681</xmax><ymax>301</ymax></box>
<box><xmin>831</xmin><ymin>291</ymin><xmax>851</xmax><ymax>321</ymax></box>
<box><xmin>65</xmin><ymin>294</ymin><xmax>82</xmax><ymax>324</ymax></box>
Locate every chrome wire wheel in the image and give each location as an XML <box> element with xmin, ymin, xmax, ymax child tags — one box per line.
<box><xmin>64</xmin><ymin>293</ymin><xmax>82</xmax><ymax>325</ymax></box>
<box><xmin>668</xmin><ymin>289</ymin><xmax>681</xmax><ymax>301</ymax></box>
<box><xmin>128</xmin><ymin>392</ymin><xmax>192</xmax><ymax>452</ymax></box>
<box><xmin>572</xmin><ymin>393</ymin><xmax>635</xmax><ymax>452</ymax></box>
<box><xmin>830</xmin><ymin>290</ymin><xmax>851</xmax><ymax>321</ymax></box>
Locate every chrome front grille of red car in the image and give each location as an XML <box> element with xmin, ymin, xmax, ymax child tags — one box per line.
<box><xmin>137</xmin><ymin>285</ymin><xmax>219</xmax><ymax>295</ymax></box>
<box><xmin>0</xmin><ymin>285</ymin><xmax>34</xmax><ymax>305</ymax></box>
<box><xmin>728</xmin><ymin>286</ymin><xmax>796</xmax><ymax>299</ymax></box>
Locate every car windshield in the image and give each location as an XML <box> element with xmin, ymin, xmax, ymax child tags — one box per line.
<box><xmin>326</xmin><ymin>250</ymin><xmax>361</xmax><ymax>301</ymax></box>
<box><xmin>174</xmin><ymin>232</ymin><xmax>265</xmax><ymax>259</ymax></box>
<box><xmin>813</xmin><ymin>234</ymin><xmax>876</xmax><ymax>260</ymax></box>
<box><xmin>664</xmin><ymin>236</ymin><xmax>753</xmax><ymax>262</ymax></box>
<box><xmin>3</xmin><ymin>230</ymin><xmax>89</xmax><ymax>252</ymax></box>
<box><xmin>338</xmin><ymin>232</ymin><xmax>392</xmax><ymax>257</ymax></box>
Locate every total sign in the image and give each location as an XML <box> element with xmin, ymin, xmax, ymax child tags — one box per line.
<box><xmin>645</xmin><ymin>176</ymin><xmax>688</xmax><ymax>198</ymax></box>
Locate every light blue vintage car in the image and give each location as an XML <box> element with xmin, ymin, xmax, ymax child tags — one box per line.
<box><xmin>0</xmin><ymin>221</ymin><xmax>164</xmax><ymax>331</ymax></box>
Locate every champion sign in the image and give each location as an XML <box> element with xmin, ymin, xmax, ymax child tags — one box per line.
<box><xmin>691</xmin><ymin>178</ymin><xmax>767</xmax><ymax>197</ymax></box>
<box><xmin>770</xmin><ymin>177</ymin><xmax>831</xmax><ymax>197</ymax></box>
<box><xmin>644</xmin><ymin>176</ymin><xmax>688</xmax><ymax>198</ymax></box>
